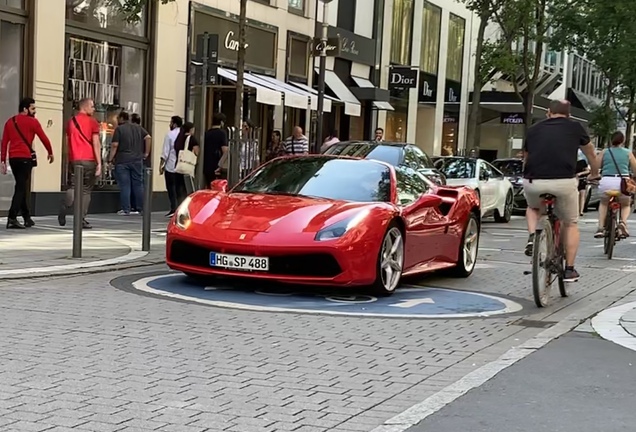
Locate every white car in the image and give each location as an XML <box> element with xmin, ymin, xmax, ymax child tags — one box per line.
<box><xmin>434</xmin><ymin>156</ymin><xmax>515</xmax><ymax>223</ymax></box>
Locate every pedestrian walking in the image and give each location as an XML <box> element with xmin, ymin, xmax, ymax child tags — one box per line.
<box><xmin>108</xmin><ymin>111</ymin><xmax>150</xmax><ymax>215</ymax></box>
<box><xmin>173</xmin><ymin>122</ymin><xmax>200</xmax><ymax>188</ymax></box>
<box><xmin>0</xmin><ymin>97</ymin><xmax>54</xmax><ymax>229</ymax></box>
<box><xmin>204</xmin><ymin>113</ymin><xmax>228</xmax><ymax>185</ymax></box>
<box><xmin>59</xmin><ymin>97</ymin><xmax>102</xmax><ymax>229</ymax></box>
<box><xmin>284</xmin><ymin>126</ymin><xmax>309</xmax><ymax>155</ymax></box>
<box><xmin>160</xmin><ymin>115</ymin><xmax>184</xmax><ymax>217</ymax></box>
<box><xmin>129</xmin><ymin>112</ymin><xmax>150</xmax><ymax>213</ymax></box>
<box><xmin>266</xmin><ymin>130</ymin><xmax>284</xmax><ymax>161</ymax></box>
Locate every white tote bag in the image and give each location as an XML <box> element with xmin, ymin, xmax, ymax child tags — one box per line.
<box><xmin>175</xmin><ymin>135</ymin><xmax>197</xmax><ymax>177</ymax></box>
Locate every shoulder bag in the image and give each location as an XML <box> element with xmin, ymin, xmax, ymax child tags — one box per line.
<box><xmin>606</xmin><ymin>148</ymin><xmax>636</xmax><ymax>195</ymax></box>
<box><xmin>12</xmin><ymin>116</ymin><xmax>37</xmax><ymax>167</ymax></box>
<box><xmin>175</xmin><ymin>135</ymin><xmax>197</xmax><ymax>177</ymax></box>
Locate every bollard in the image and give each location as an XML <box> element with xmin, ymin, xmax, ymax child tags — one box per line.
<box><xmin>72</xmin><ymin>164</ymin><xmax>84</xmax><ymax>258</ymax></box>
<box><xmin>142</xmin><ymin>167</ymin><xmax>153</xmax><ymax>251</ymax></box>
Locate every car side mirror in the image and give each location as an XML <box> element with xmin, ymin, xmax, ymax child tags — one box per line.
<box><xmin>210</xmin><ymin>179</ymin><xmax>228</xmax><ymax>192</ymax></box>
<box><xmin>415</xmin><ymin>194</ymin><xmax>443</xmax><ymax>208</ymax></box>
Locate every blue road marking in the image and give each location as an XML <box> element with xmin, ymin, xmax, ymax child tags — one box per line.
<box><xmin>132</xmin><ymin>274</ymin><xmax>523</xmax><ymax>319</ymax></box>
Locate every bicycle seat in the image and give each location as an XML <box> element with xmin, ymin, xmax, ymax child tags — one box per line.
<box><xmin>540</xmin><ymin>193</ymin><xmax>556</xmax><ymax>199</ymax></box>
<box><xmin>605</xmin><ymin>190</ymin><xmax>622</xmax><ymax>197</ymax></box>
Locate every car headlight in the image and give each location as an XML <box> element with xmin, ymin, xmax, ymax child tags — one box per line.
<box><xmin>315</xmin><ymin>210</ymin><xmax>369</xmax><ymax>241</ymax></box>
<box><xmin>175</xmin><ymin>196</ymin><xmax>192</xmax><ymax>230</ymax></box>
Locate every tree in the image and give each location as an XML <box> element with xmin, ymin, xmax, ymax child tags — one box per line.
<box><xmin>458</xmin><ymin>0</ymin><xmax>496</xmax><ymax>150</ymax></box>
<box><xmin>485</xmin><ymin>0</ymin><xmax>553</xmax><ymax>135</ymax></box>
<box><xmin>115</xmin><ymin>0</ymin><xmax>175</xmax><ymax>22</ymax></box>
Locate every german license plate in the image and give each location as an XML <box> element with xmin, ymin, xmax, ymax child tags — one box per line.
<box><xmin>210</xmin><ymin>252</ymin><xmax>269</xmax><ymax>271</ymax></box>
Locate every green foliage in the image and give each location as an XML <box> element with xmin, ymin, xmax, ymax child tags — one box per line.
<box><xmin>588</xmin><ymin>104</ymin><xmax>618</xmax><ymax>145</ymax></box>
<box><xmin>115</xmin><ymin>0</ymin><xmax>175</xmax><ymax>23</ymax></box>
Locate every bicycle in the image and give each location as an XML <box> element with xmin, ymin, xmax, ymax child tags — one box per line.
<box><xmin>603</xmin><ymin>190</ymin><xmax>624</xmax><ymax>260</ymax></box>
<box><xmin>530</xmin><ymin>194</ymin><xmax>568</xmax><ymax>308</ymax></box>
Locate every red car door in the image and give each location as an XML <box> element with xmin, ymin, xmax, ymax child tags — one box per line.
<box><xmin>396</xmin><ymin>167</ymin><xmax>449</xmax><ymax>270</ymax></box>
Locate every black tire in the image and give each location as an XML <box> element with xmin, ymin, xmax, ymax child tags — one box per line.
<box><xmin>556</xmin><ymin>240</ymin><xmax>567</xmax><ymax>298</ymax></box>
<box><xmin>604</xmin><ymin>209</ymin><xmax>615</xmax><ymax>260</ymax></box>
<box><xmin>494</xmin><ymin>191</ymin><xmax>513</xmax><ymax>223</ymax></box>
<box><xmin>532</xmin><ymin>224</ymin><xmax>553</xmax><ymax>308</ymax></box>
<box><xmin>370</xmin><ymin>222</ymin><xmax>404</xmax><ymax>296</ymax></box>
<box><xmin>451</xmin><ymin>213</ymin><xmax>480</xmax><ymax>278</ymax></box>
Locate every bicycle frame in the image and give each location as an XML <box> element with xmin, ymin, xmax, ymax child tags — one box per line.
<box><xmin>543</xmin><ymin>197</ymin><xmax>564</xmax><ymax>276</ymax></box>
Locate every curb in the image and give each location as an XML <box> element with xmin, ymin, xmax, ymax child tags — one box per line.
<box><xmin>591</xmin><ymin>301</ymin><xmax>636</xmax><ymax>353</ymax></box>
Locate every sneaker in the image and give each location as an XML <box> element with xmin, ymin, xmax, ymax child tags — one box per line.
<box><xmin>83</xmin><ymin>219</ymin><xmax>93</xmax><ymax>230</ymax></box>
<box><xmin>23</xmin><ymin>217</ymin><xmax>35</xmax><ymax>228</ymax></box>
<box><xmin>563</xmin><ymin>267</ymin><xmax>580</xmax><ymax>282</ymax></box>
<box><xmin>58</xmin><ymin>207</ymin><xmax>67</xmax><ymax>227</ymax></box>
<box><xmin>117</xmin><ymin>210</ymin><xmax>130</xmax><ymax>216</ymax></box>
<box><xmin>130</xmin><ymin>210</ymin><xmax>141</xmax><ymax>215</ymax></box>
<box><xmin>524</xmin><ymin>233</ymin><xmax>535</xmax><ymax>257</ymax></box>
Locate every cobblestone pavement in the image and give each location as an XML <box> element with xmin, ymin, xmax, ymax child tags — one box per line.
<box><xmin>0</xmin><ymin>213</ymin><xmax>168</xmax><ymax>278</ymax></box>
<box><xmin>1</xmin><ymin>216</ymin><xmax>635</xmax><ymax>432</ymax></box>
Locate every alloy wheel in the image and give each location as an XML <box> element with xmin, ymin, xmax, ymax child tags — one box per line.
<box><xmin>463</xmin><ymin>217</ymin><xmax>479</xmax><ymax>272</ymax></box>
<box><xmin>380</xmin><ymin>227</ymin><xmax>404</xmax><ymax>293</ymax></box>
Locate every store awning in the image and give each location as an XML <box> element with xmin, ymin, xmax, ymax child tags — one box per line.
<box><xmin>288</xmin><ymin>81</ymin><xmax>334</xmax><ymax>112</ymax></box>
<box><xmin>217</xmin><ymin>67</ymin><xmax>281</xmax><ymax>106</ymax></box>
<box><xmin>317</xmin><ymin>68</ymin><xmax>362</xmax><ymax>117</ymax></box>
<box><xmin>244</xmin><ymin>73</ymin><xmax>309</xmax><ymax>109</ymax></box>
<box><xmin>351</xmin><ymin>76</ymin><xmax>393</xmax><ymax>111</ymax></box>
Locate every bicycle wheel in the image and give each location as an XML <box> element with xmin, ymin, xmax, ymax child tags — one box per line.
<box><xmin>556</xmin><ymin>239</ymin><xmax>567</xmax><ymax>298</ymax></box>
<box><xmin>532</xmin><ymin>222</ymin><xmax>554</xmax><ymax>308</ymax></box>
<box><xmin>605</xmin><ymin>209</ymin><xmax>616</xmax><ymax>260</ymax></box>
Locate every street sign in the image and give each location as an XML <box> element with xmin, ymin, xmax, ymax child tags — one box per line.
<box><xmin>311</xmin><ymin>36</ymin><xmax>341</xmax><ymax>57</ymax></box>
<box><xmin>132</xmin><ymin>274</ymin><xmax>523</xmax><ymax>319</ymax></box>
<box><xmin>195</xmin><ymin>33</ymin><xmax>219</xmax><ymax>63</ymax></box>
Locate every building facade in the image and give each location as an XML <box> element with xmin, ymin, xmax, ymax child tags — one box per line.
<box><xmin>1</xmin><ymin>0</ymin><xmax>399</xmax><ymax>216</ymax></box>
<box><xmin>378</xmin><ymin>0</ymin><xmax>478</xmax><ymax>157</ymax></box>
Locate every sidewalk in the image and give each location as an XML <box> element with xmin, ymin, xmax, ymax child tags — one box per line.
<box><xmin>0</xmin><ymin>212</ymin><xmax>169</xmax><ymax>279</ymax></box>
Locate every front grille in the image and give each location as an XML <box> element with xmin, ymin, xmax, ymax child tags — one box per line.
<box><xmin>169</xmin><ymin>240</ymin><xmax>342</xmax><ymax>278</ymax></box>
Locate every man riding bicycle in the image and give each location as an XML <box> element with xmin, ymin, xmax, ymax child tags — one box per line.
<box><xmin>522</xmin><ymin>100</ymin><xmax>600</xmax><ymax>282</ymax></box>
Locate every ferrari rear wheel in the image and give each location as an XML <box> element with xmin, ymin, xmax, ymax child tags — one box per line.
<box><xmin>372</xmin><ymin>223</ymin><xmax>404</xmax><ymax>296</ymax></box>
<box><xmin>451</xmin><ymin>213</ymin><xmax>480</xmax><ymax>278</ymax></box>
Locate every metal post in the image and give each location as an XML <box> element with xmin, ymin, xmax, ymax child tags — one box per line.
<box><xmin>196</xmin><ymin>32</ymin><xmax>210</xmax><ymax>191</ymax></box>
<box><xmin>142</xmin><ymin>167</ymin><xmax>153</xmax><ymax>252</ymax></box>
<box><xmin>72</xmin><ymin>164</ymin><xmax>84</xmax><ymax>258</ymax></box>
<box><xmin>315</xmin><ymin>0</ymin><xmax>330</xmax><ymax>153</ymax></box>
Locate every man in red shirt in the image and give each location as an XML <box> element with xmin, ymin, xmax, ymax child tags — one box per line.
<box><xmin>1</xmin><ymin>97</ymin><xmax>54</xmax><ymax>229</ymax></box>
<box><xmin>58</xmin><ymin>97</ymin><xmax>102</xmax><ymax>229</ymax></box>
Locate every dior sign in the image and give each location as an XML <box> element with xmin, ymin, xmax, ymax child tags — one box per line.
<box><xmin>388</xmin><ymin>67</ymin><xmax>418</xmax><ymax>90</ymax></box>
<box><xmin>445</xmin><ymin>79</ymin><xmax>462</xmax><ymax>103</ymax></box>
<box><xmin>418</xmin><ymin>72</ymin><xmax>438</xmax><ymax>103</ymax></box>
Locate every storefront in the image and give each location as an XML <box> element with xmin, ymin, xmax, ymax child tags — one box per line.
<box><xmin>443</xmin><ymin>13</ymin><xmax>465</xmax><ymax>154</ymax></box>
<box><xmin>0</xmin><ymin>0</ymin><xmax>28</xmax><ymax>217</ymax></box>
<box><xmin>189</xmin><ymin>5</ymin><xmax>281</xmax><ymax>149</ymax></box>
<box><xmin>53</xmin><ymin>0</ymin><xmax>151</xmax><ymax>213</ymax></box>
<box><xmin>385</xmin><ymin>0</ymin><xmax>413</xmax><ymax>142</ymax></box>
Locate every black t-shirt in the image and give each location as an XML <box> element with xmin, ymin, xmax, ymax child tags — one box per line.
<box><xmin>523</xmin><ymin>117</ymin><xmax>590</xmax><ymax>179</ymax></box>
<box><xmin>203</xmin><ymin>127</ymin><xmax>228</xmax><ymax>176</ymax></box>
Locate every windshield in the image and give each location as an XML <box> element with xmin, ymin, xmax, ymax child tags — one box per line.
<box><xmin>323</xmin><ymin>143</ymin><xmax>403</xmax><ymax>166</ymax></box>
<box><xmin>492</xmin><ymin>160</ymin><xmax>523</xmax><ymax>177</ymax></box>
<box><xmin>435</xmin><ymin>158</ymin><xmax>476</xmax><ymax>179</ymax></box>
<box><xmin>234</xmin><ymin>157</ymin><xmax>392</xmax><ymax>202</ymax></box>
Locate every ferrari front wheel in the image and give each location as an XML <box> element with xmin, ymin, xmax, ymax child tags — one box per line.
<box><xmin>371</xmin><ymin>223</ymin><xmax>404</xmax><ymax>296</ymax></box>
<box><xmin>451</xmin><ymin>213</ymin><xmax>480</xmax><ymax>278</ymax></box>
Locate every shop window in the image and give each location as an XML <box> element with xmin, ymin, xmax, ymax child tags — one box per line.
<box><xmin>65</xmin><ymin>0</ymin><xmax>146</xmax><ymax>37</ymax></box>
<box><xmin>446</xmin><ymin>14</ymin><xmax>465</xmax><ymax>82</ymax></box>
<box><xmin>386</xmin><ymin>98</ymin><xmax>408</xmax><ymax>142</ymax></box>
<box><xmin>420</xmin><ymin>1</ymin><xmax>441</xmax><ymax>75</ymax></box>
<box><xmin>390</xmin><ymin>0</ymin><xmax>414</xmax><ymax>65</ymax></box>
<box><xmin>0</xmin><ymin>0</ymin><xmax>23</xmax><ymax>9</ymax></box>
<box><xmin>288</xmin><ymin>0</ymin><xmax>304</xmax><ymax>13</ymax></box>
<box><xmin>288</xmin><ymin>37</ymin><xmax>308</xmax><ymax>78</ymax></box>
<box><xmin>65</xmin><ymin>37</ymin><xmax>146</xmax><ymax>188</ymax></box>
<box><xmin>442</xmin><ymin>120</ymin><xmax>458</xmax><ymax>155</ymax></box>
<box><xmin>0</xmin><ymin>19</ymin><xmax>23</xmax><ymax>212</ymax></box>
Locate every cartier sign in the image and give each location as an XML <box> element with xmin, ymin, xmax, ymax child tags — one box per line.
<box><xmin>193</xmin><ymin>11</ymin><xmax>277</xmax><ymax>71</ymax></box>
<box><xmin>388</xmin><ymin>67</ymin><xmax>418</xmax><ymax>90</ymax></box>
<box><xmin>312</xmin><ymin>37</ymin><xmax>341</xmax><ymax>56</ymax></box>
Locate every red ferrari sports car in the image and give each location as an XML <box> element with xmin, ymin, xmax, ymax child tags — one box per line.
<box><xmin>166</xmin><ymin>155</ymin><xmax>481</xmax><ymax>295</ymax></box>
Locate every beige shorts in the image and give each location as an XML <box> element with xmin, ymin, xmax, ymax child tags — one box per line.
<box><xmin>523</xmin><ymin>178</ymin><xmax>579</xmax><ymax>224</ymax></box>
